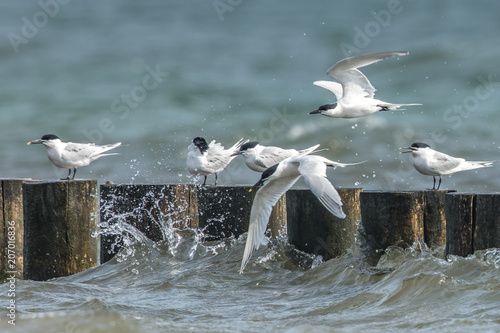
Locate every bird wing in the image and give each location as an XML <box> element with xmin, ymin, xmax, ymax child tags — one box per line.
<box><xmin>296</xmin><ymin>156</ymin><xmax>346</xmax><ymax>219</ymax></box>
<box><xmin>240</xmin><ymin>175</ymin><xmax>300</xmax><ymax>273</ymax></box>
<box><xmin>206</xmin><ymin>141</ymin><xmax>232</xmax><ymax>173</ymax></box>
<box><xmin>255</xmin><ymin>147</ymin><xmax>296</xmax><ymax>169</ymax></box>
<box><xmin>427</xmin><ymin>150</ymin><xmax>463</xmax><ymax>175</ymax></box>
<box><xmin>326</xmin><ymin>51</ymin><xmax>408</xmax><ymax>101</ymax></box>
<box><xmin>313</xmin><ymin>80</ymin><xmax>343</xmax><ymax>100</ymax></box>
<box><xmin>63</xmin><ymin>142</ymin><xmax>121</xmax><ymax>160</ymax></box>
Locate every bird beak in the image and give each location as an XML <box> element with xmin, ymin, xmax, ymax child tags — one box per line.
<box><xmin>27</xmin><ymin>139</ymin><xmax>43</xmax><ymax>145</ymax></box>
<box><xmin>309</xmin><ymin>109</ymin><xmax>321</xmax><ymax>115</ymax></box>
<box><xmin>399</xmin><ymin>147</ymin><xmax>414</xmax><ymax>154</ymax></box>
<box><xmin>229</xmin><ymin>151</ymin><xmax>242</xmax><ymax>157</ymax></box>
<box><xmin>249</xmin><ymin>178</ymin><xmax>265</xmax><ymax>192</ymax></box>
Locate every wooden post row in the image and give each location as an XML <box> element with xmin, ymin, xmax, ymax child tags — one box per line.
<box><xmin>3</xmin><ymin>180</ymin><xmax>500</xmax><ymax>281</ymax></box>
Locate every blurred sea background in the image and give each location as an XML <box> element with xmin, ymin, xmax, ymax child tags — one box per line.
<box><xmin>1</xmin><ymin>1</ymin><xmax>500</xmax><ymax>332</ymax></box>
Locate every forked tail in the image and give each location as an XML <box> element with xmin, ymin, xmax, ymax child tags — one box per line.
<box><xmin>378</xmin><ymin>103</ymin><xmax>422</xmax><ymax>111</ymax></box>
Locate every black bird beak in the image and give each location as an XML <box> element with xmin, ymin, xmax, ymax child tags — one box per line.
<box><xmin>399</xmin><ymin>147</ymin><xmax>414</xmax><ymax>154</ymax></box>
<box><xmin>249</xmin><ymin>178</ymin><xmax>265</xmax><ymax>192</ymax></box>
<box><xmin>27</xmin><ymin>139</ymin><xmax>43</xmax><ymax>145</ymax></box>
<box><xmin>309</xmin><ymin>109</ymin><xmax>321</xmax><ymax>115</ymax></box>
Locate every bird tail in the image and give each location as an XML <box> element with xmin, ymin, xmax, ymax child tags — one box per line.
<box><xmin>100</xmin><ymin>142</ymin><xmax>122</xmax><ymax>153</ymax></box>
<box><xmin>227</xmin><ymin>138</ymin><xmax>249</xmax><ymax>161</ymax></box>
<box><xmin>324</xmin><ymin>159</ymin><xmax>366</xmax><ymax>168</ymax></box>
<box><xmin>464</xmin><ymin>160</ymin><xmax>496</xmax><ymax>170</ymax></box>
<box><xmin>297</xmin><ymin>144</ymin><xmax>321</xmax><ymax>156</ymax></box>
<box><xmin>378</xmin><ymin>103</ymin><xmax>422</xmax><ymax>111</ymax></box>
<box><xmin>91</xmin><ymin>142</ymin><xmax>122</xmax><ymax>158</ymax></box>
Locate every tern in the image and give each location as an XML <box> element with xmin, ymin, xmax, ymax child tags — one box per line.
<box><xmin>400</xmin><ymin>142</ymin><xmax>495</xmax><ymax>190</ymax></box>
<box><xmin>187</xmin><ymin>137</ymin><xmax>248</xmax><ymax>185</ymax></box>
<box><xmin>310</xmin><ymin>51</ymin><xmax>421</xmax><ymax>118</ymax></box>
<box><xmin>27</xmin><ymin>134</ymin><xmax>122</xmax><ymax>180</ymax></box>
<box><xmin>240</xmin><ymin>154</ymin><xmax>362</xmax><ymax>273</ymax></box>
<box><xmin>230</xmin><ymin>141</ymin><xmax>320</xmax><ymax>172</ymax></box>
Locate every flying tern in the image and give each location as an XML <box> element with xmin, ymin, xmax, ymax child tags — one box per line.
<box><xmin>400</xmin><ymin>142</ymin><xmax>495</xmax><ymax>189</ymax></box>
<box><xmin>231</xmin><ymin>141</ymin><xmax>321</xmax><ymax>172</ymax></box>
<box><xmin>187</xmin><ymin>137</ymin><xmax>248</xmax><ymax>185</ymax></box>
<box><xmin>27</xmin><ymin>134</ymin><xmax>122</xmax><ymax>180</ymax></box>
<box><xmin>310</xmin><ymin>51</ymin><xmax>421</xmax><ymax>118</ymax></box>
<box><xmin>240</xmin><ymin>154</ymin><xmax>362</xmax><ymax>273</ymax></box>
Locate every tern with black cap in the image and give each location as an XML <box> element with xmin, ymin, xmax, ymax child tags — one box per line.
<box><xmin>27</xmin><ymin>134</ymin><xmax>122</xmax><ymax>180</ymax></box>
<box><xmin>400</xmin><ymin>142</ymin><xmax>495</xmax><ymax>190</ymax></box>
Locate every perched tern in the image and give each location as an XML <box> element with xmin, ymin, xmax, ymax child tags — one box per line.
<box><xmin>240</xmin><ymin>154</ymin><xmax>361</xmax><ymax>273</ymax></box>
<box><xmin>230</xmin><ymin>141</ymin><xmax>320</xmax><ymax>172</ymax></box>
<box><xmin>27</xmin><ymin>134</ymin><xmax>122</xmax><ymax>180</ymax></box>
<box><xmin>310</xmin><ymin>51</ymin><xmax>421</xmax><ymax>118</ymax></box>
<box><xmin>400</xmin><ymin>142</ymin><xmax>495</xmax><ymax>190</ymax></box>
<box><xmin>187</xmin><ymin>137</ymin><xmax>248</xmax><ymax>185</ymax></box>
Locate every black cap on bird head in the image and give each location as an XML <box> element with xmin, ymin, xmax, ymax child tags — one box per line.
<box><xmin>410</xmin><ymin>142</ymin><xmax>430</xmax><ymax>149</ymax></box>
<box><xmin>40</xmin><ymin>134</ymin><xmax>61</xmax><ymax>141</ymax></box>
<box><xmin>400</xmin><ymin>142</ymin><xmax>431</xmax><ymax>154</ymax></box>
<box><xmin>309</xmin><ymin>103</ymin><xmax>337</xmax><ymax>115</ymax></box>
<box><xmin>193</xmin><ymin>137</ymin><xmax>209</xmax><ymax>153</ymax></box>
<box><xmin>239</xmin><ymin>141</ymin><xmax>259</xmax><ymax>152</ymax></box>
<box><xmin>27</xmin><ymin>134</ymin><xmax>61</xmax><ymax>145</ymax></box>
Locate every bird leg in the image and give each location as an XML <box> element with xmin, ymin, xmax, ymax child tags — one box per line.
<box><xmin>432</xmin><ymin>176</ymin><xmax>436</xmax><ymax>190</ymax></box>
<box><xmin>71</xmin><ymin>168</ymin><xmax>77</xmax><ymax>180</ymax></box>
<box><xmin>202</xmin><ymin>176</ymin><xmax>207</xmax><ymax>186</ymax></box>
<box><xmin>61</xmin><ymin>169</ymin><xmax>72</xmax><ymax>180</ymax></box>
<box><xmin>214</xmin><ymin>173</ymin><xmax>218</xmax><ymax>186</ymax></box>
<box><xmin>436</xmin><ymin>176</ymin><xmax>442</xmax><ymax>190</ymax></box>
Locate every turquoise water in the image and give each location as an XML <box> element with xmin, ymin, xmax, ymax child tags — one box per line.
<box><xmin>1</xmin><ymin>1</ymin><xmax>500</xmax><ymax>332</ymax></box>
<box><xmin>1</xmin><ymin>1</ymin><xmax>500</xmax><ymax>190</ymax></box>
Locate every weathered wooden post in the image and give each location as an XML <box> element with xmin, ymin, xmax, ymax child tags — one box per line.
<box><xmin>0</xmin><ymin>179</ymin><xmax>27</xmax><ymax>280</ymax></box>
<box><xmin>189</xmin><ymin>185</ymin><xmax>287</xmax><ymax>241</ymax></box>
<box><xmin>422</xmin><ymin>190</ymin><xmax>452</xmax><ymax>247</ymax></box>
<box><xmin>197</xmin><ymin>186</ymin><xmax>253</xmax><ymax>241</ymax></box>
<box><xmin>23</xmin><ymin>180</ymin><xmax>98</xmax><ymax>281</ymax></box>
<box><xmin>287</xmin><ymin>188</ymin><xmax>362</xmax><ymax>260</ymax></box>
<box><xmin>100</xmin><ymin>184</ymin><xmax>288</xmax><ymax>262</ymax></box>
<box><xmin>445</xmin><ymin>192</ymin><xmax>475</xmax><ymax>257</ymax></box>
<box><xmin>99</xmin><ymin>184</ymin><xmax>199</xmax><ymax>263</ymax></box>
<box><xmin>360</xmin><ymin>191</ymin><xmax>425</xmax><ymax>252</ymax></box>
<box><xmin>474</xmin><ymin>194</ymin><xmax>500</xmax><ymax>251</ymax></box>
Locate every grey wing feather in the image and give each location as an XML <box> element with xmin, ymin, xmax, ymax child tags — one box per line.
<box><xmin>256</xmin><ymin>147</ymin><xmax>296</xmax><ymax>169</ymax></box>
<box><xmin>313</xmin><ymin>80</ymin><xmax>343</xmax><ymax>100</ymax></box>
<box><xmin>297</xmin><ymin>157</ymin><xmax>346</xmax><ymax>219</ymax></box>
<box><xmin>302</xmin><ymin>174</ymin><xmax>345</xmax><ymax>219</ymax></box>
<box><xmin>327</xmin><ymin>51</ymin><xmax>408</xmax><ymax>99</ymax></box>
<box><xmin>429</xmin><ymin>151</ymin><xmax>463</xmax><ymax>174</ymax></box>
<box><xmin>240</xmin><ymin>175</ymin><xmax>300</xmax><ymax>273</ymax></box>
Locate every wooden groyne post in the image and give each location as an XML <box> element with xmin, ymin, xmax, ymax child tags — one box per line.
<box><xmin>0</xmin><ymin>179</ymin><xmax>25</xmax><ymax>281</ymax></box>
<box><xmin>0</xmin><ymin>179</ymin><xmax>98</xmax><ymax>281</ymax></box>
<box><xmin>23</xmin><ymin>180</ymin><xmax>99</xmax><ymax>281</ymax></box>
<box><xmin>100</xmin><ymin>184</ymin><xmax>286</xmax><ymax>263</ymax></box>
<box><xmin>287</xmin><ymin>188</ymin><xmax>362</xmax><ymax>260</ymax></box>
<box><xmin>360</xmin><ymin>190</ymin><xmax>452</xmax><ymax>253</ymax></box>
<box><xmin>445</xmin><ymin>193</ymin><xmax>500</xmax><ymax>256</ymax></box>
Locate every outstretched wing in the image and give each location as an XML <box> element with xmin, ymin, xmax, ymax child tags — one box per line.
<box><xmin>313</xmin><ymin>80</ymin><xmax>343</xmax><ymax>100</ymax></box>
<box><xmin>240</xmin><ymin>175</ymin><xmax>300</xmax><ymax>273</ymax></box>
<box><xmin>296</xmin><ymin>156</ymin><xmax>346</xmax><ymax>219</ymax></box>
<box><xmin>327</xmin><ymin>51</ymin><xmax>408</xmax><ymax>100</ymax></box>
